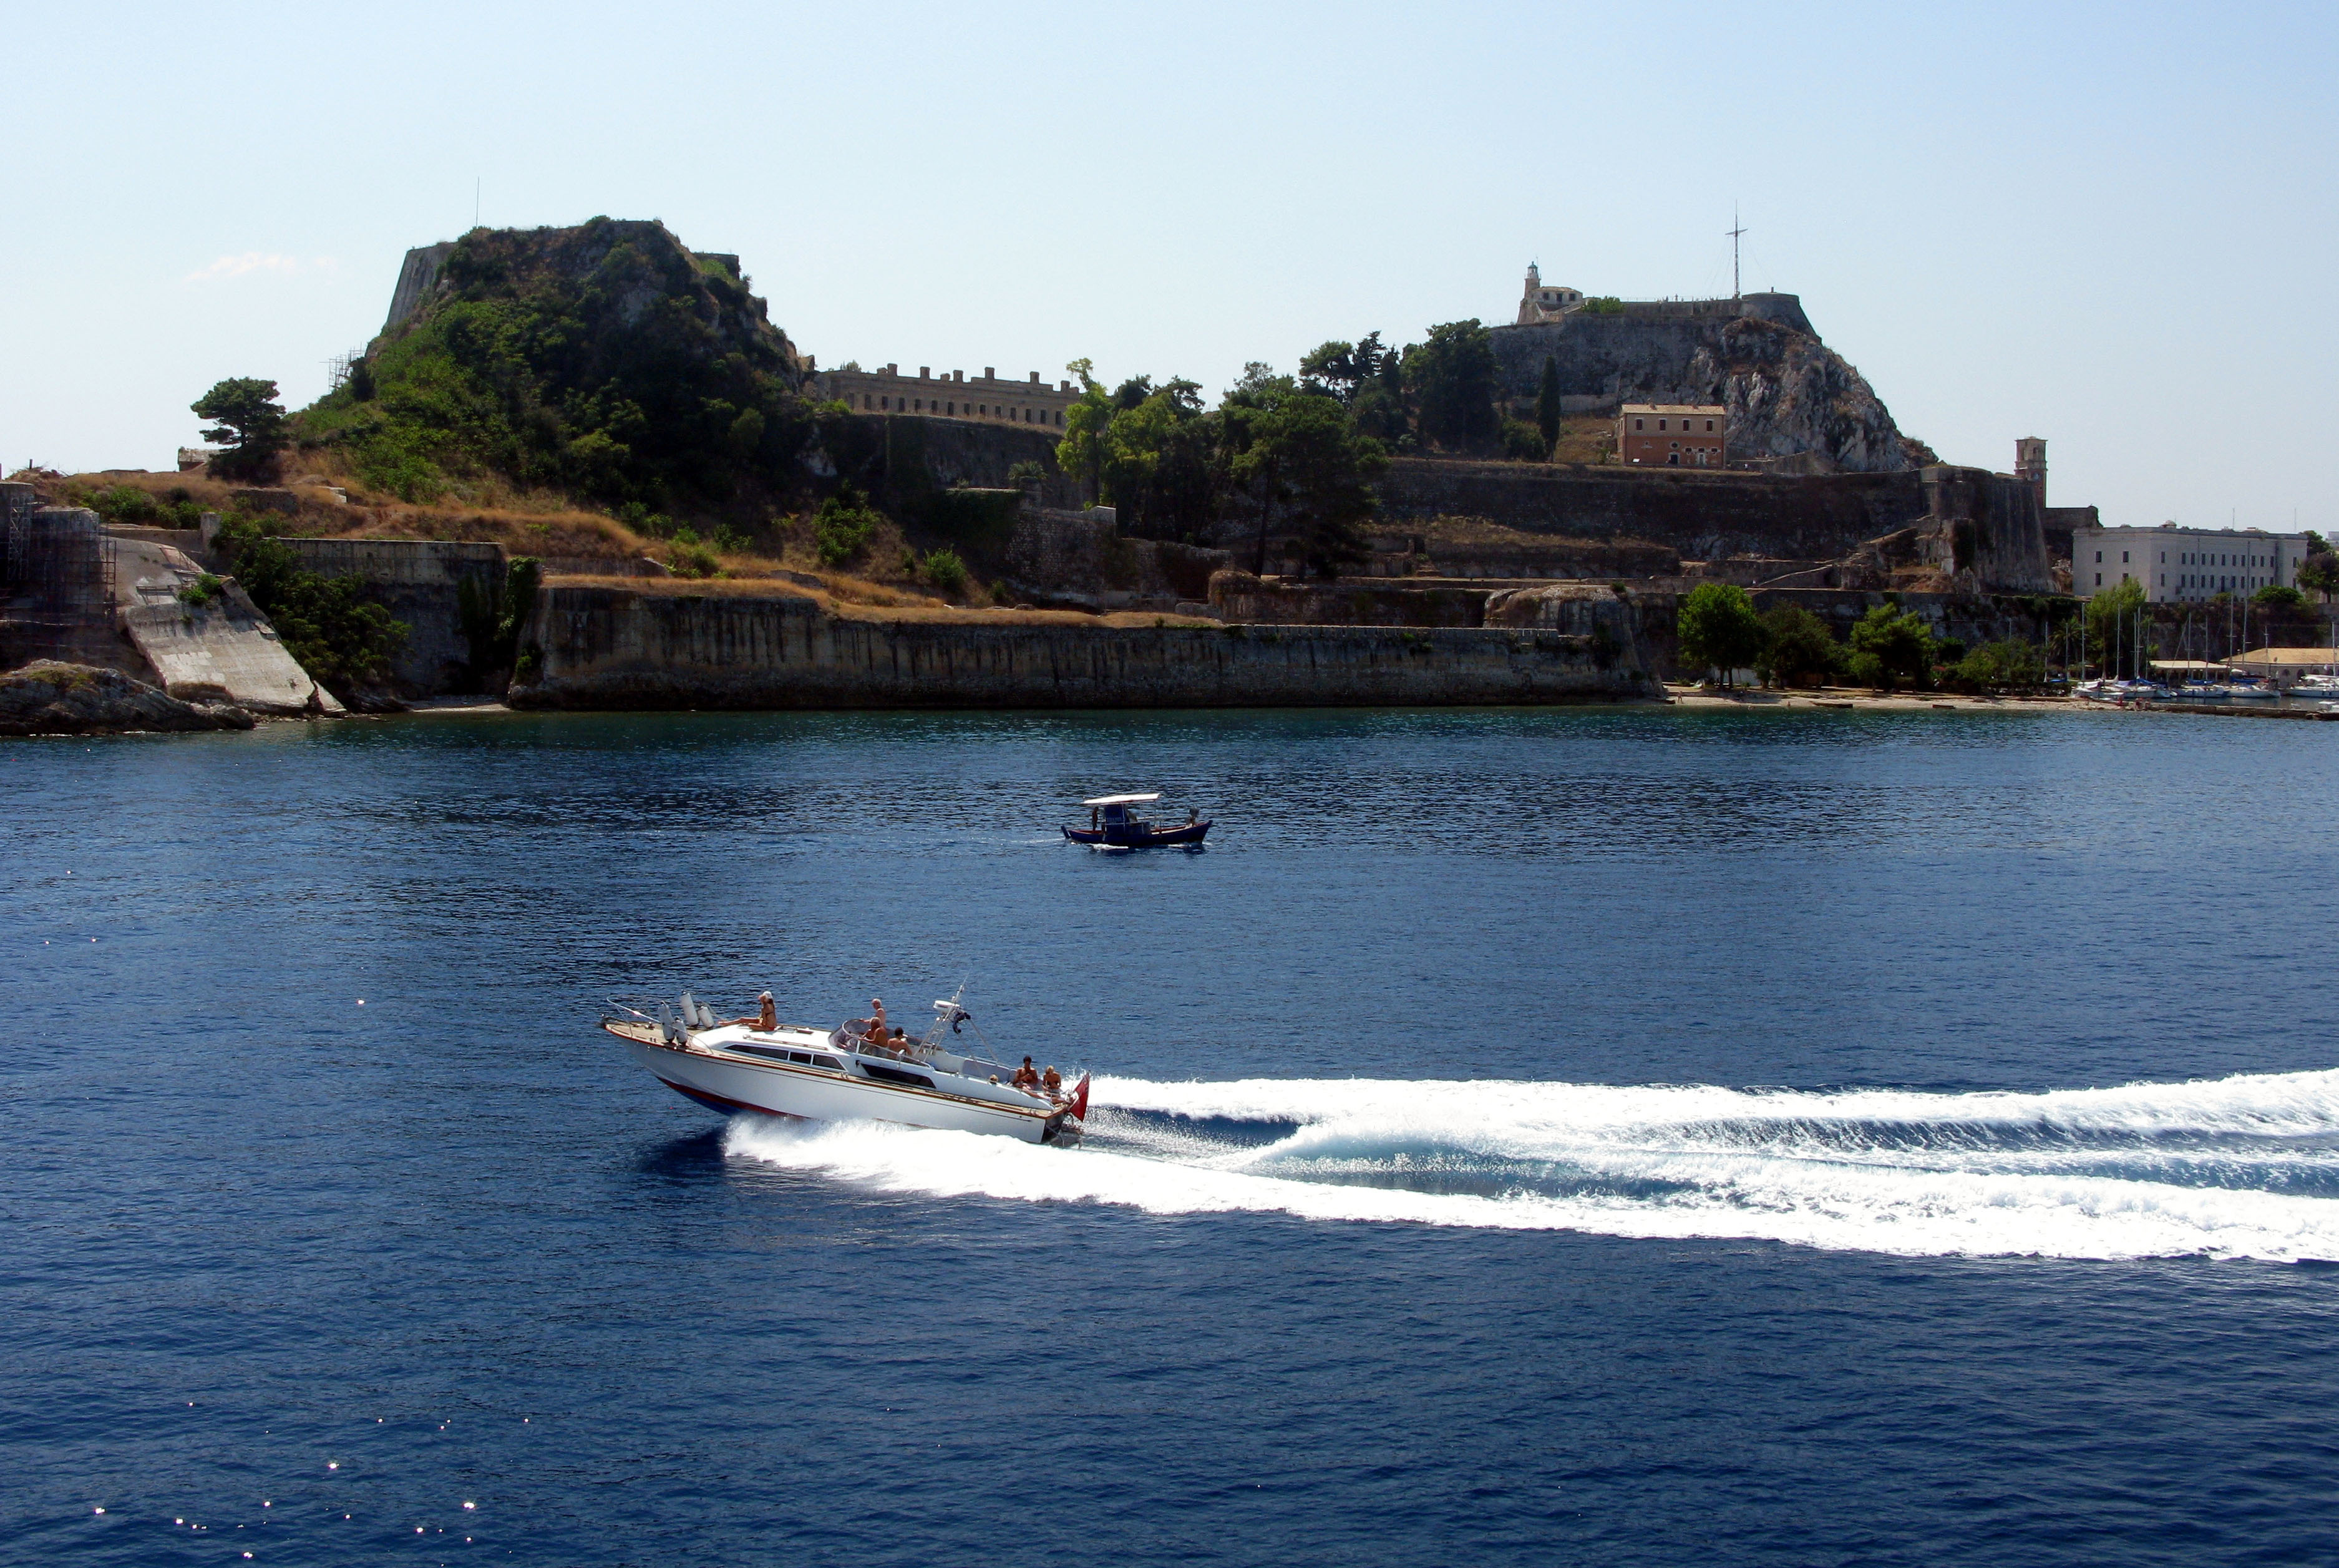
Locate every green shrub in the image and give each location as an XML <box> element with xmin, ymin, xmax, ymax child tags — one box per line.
<box><xmin>176</xmin><ymin>573</ymin><xmax>224</xmax><ymax>607</ymax></box>
<box><xmin>922</xmin><ymin>548</ymin><xmax>968</xmax><ymax>596</ymax></box>
<box><xmin>1580</xmin><ymin>296</ymin><xmax>1625</xmax><ymax>316</ymax></box>
<box><xmin>2253</xmin><ymin>583</ymin><xmax>2306</xmax><ymax>609</ymax></box>
<box><xmin>668</xmin><ymin>539</ymin><xmax>722</xmax><ymax>578</ymax></box>
<box><xmin>812</xmin><ymin>483</ymin><xmax>879</xmax><ymax>568</ymax></box>
<box><xmin>1500</xmin><ymin>417</ymin><xmax>1548</xmax><ymax>462</ymax></box>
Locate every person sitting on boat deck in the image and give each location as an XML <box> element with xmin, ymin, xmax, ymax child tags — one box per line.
<box><xmin>723</xmin><ymin>991</ymin><xmax>779</xmax><ymax>1032</ymax></box>
<box><xmin>1042</xmin><ymin>1065</ymin><xmax>1064</xmax><ymax>1100</ymax></box>
<box><xmin>1012</xmin><ymin>1057</ymin><xmax>1041</xmax><ymax>1093</ymax></box>
<box><xmin>852</xmin><ymin>999</ymin><xmax>888</xmax><ymax>1049</ymax></box>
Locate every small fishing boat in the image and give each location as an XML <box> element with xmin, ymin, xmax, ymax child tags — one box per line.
<box><xmin>605</xmin><ymin>991</ymin><xmax>1090</xmax><ymax>1145</ymax></box>
<box><xmin>1062</xmin><ymin>791</ymin><xmax>1211</xmax><ymax>849</ymax></box>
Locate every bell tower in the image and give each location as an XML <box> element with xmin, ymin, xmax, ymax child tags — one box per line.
<box><xmin>2014</xmin><ymin>437</ymin><xmax>2046</xmax><ymax>508</ymax></box>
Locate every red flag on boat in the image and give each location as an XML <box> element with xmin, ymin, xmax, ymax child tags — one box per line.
<box><xmin>1068</xmin><ymin>1074</ymin><xmax>1090</xmax><ymax>1120</ymax></box>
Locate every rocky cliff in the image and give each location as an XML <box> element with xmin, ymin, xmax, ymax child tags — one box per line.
<box><xmin>1491</xmin><ymin>300</ymin><xmax>1915</xmax><ymax>473</ymax></box>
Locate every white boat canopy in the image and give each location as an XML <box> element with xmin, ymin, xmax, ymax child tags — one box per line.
<box><xmin>1082</xmin><ymin>792</ymin><xmax>1162</xmax><ymax>806</ymax></box>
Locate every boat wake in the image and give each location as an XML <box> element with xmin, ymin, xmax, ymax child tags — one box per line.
<box><xmin>719</xmin><ymin>1068</ymin><xmax>2339</xmax><ymax>1262</ymax></box>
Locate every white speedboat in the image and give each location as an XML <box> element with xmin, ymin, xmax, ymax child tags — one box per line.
<box><xmin>605</xmin><ymin>992</ymin><xmax>1090</xmax><ymax>1145</ymax></box>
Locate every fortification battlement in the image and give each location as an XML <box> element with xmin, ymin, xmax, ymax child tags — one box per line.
<box><xmin>1512</xmin><ymin>264</ymin><xmax>1814</xmax><ymax>337</ymax></box>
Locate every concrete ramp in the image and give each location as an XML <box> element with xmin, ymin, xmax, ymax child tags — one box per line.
<box><xmin>112</xmin><ymin>536</ymin><xmax>342</xmax><ymax>715</ymax></box>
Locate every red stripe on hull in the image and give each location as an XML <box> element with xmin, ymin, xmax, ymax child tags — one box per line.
<box><xmin>658</xmin><ymin>1076</ymin><xmax>810</xmax><ymax>1122</ymax></box>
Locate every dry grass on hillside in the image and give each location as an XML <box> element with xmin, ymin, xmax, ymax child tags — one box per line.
<box><xmin>43</xmin><ymin>465</ymin><xmax>1009</xmax><ymax>611</ymax></box>
<box><xmin>545</xmin><ymin>573</ymin><xmax>1215</xmax><ymax>629</ymax></box>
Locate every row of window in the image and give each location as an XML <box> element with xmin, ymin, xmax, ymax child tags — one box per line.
<box><xmin>858</xmin><ymin>392</ymin><xmax>1064</xmax><ymax>425</ymax></box>
<box><xmin>2097</xmin><ymin>546</ymin><xmax>2276</xmax><ymax>569</ymax></box>
<box><xmin>2093</xmin><ymin>570</ymin><xmax>2268</xmax><ymax>593</ymax></box>
<box><xmin>1631</xmin><ymin>417</ymin><xmax>1719</xmax><ymax>432</ymax></box>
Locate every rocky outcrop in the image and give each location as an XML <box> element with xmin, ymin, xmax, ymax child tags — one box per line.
<box><xmin>509</xmin><ymin>584</ymin><xmax>1661</xmax><ymax>709</ymax></box>
<box><xmin>1</xmin><ymin>661</ymin><xmax>253</xmax><ymax>735</ymax></box>
<box><xmin>1491</xmin><ymin>304</ymin><xmax>1914</xmax><ymax>473</ymax></box>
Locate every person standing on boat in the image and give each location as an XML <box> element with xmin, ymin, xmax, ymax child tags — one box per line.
<box><xmin>852</xmin><ymin>998</ymin><xmax>890</xmax><ymax>1050</ymax></box>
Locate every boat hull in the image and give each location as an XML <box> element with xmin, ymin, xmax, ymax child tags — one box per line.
<box><xmin>1063</xmin><ymin>820</ymin><xmax>1210</xmax><ymax>848</ymax></box>
<box><xmin>622</xmin><ymin>1037</ymin><xmax>1059</xmax><ymax>1143</ymax></box>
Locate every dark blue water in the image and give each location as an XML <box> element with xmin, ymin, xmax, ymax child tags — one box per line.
<box><xmin>7</xmin><ymin>706</ymin><xmax>2339</xmax><ymax>1566</ymax></box>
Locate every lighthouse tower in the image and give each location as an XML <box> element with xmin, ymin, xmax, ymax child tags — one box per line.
<box><xmin>1517</xmin><ymin>263</ymin><xmax>1584</xmax><ymax>324</ymax></box>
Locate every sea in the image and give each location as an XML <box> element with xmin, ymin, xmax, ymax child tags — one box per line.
<box><xmin>6</xmin><ymin>705</ymin><xmax>2338</xmax><ymax>1566</ymax></box>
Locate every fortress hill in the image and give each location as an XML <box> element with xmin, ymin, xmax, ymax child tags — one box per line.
<box><xmin>1493</xmin><ymin>264</ymin><xmax>1909</xmax><ymax>477</ymax></box>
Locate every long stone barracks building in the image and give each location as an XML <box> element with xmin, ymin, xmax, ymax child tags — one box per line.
<box><xmin>2073</xmin><ymin>523</ymin><xmax>2315</xmax><ymax>603</ymax></box>
<box><xmin>808</xmin><ymin>362</ymin><xmax>1079</xmax><ymax>430</ymax></box>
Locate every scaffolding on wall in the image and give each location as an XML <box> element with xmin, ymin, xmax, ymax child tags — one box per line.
<box><xmin>2</xmin><ymin>494</ymin><xmax>121</xmax><ymax>670</ymax></box>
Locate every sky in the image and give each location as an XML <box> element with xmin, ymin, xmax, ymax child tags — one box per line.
<box><xmin>4</xmin><ymin>0</ymin><xmax>2333</xmax><ymax>532</ymax></box>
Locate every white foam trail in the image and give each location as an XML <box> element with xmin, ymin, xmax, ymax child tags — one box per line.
<box><xmin>718</xmin><ymin>1068</ymin><xmax>2339</xmax><ymax>1263</ymax></box>
<box><xmin>1094</xmin><ymin>1068</ymin><xmax>2339</xmax><ymax>1142</ymax></box>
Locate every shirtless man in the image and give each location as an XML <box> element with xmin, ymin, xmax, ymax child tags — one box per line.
<box><xmin>1011</xmin><ymin>1056</ymin><xmax>1041</xmax><ymax>1094</ymax></box>
<box><xmin>1041</xmin><ymin>1065</ymin><xmax>1064</xmax><ymax>1100</ymax></box>
<box><xmin>845</xmin><ymin>998</ymin><xmax>888</xmax><ymax>1050</ymax></box>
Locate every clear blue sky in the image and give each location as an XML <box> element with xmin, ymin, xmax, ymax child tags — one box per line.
<box><xmin>6</xmin><ymin>1</ymin><xmax>2332</xmax><ymax>531</ymax></box>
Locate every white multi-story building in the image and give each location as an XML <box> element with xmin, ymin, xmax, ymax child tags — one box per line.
<box><xmin>2072</xmin><ymin>523</ymin><xmax>2313</xmax><ymax>603</ymax></box>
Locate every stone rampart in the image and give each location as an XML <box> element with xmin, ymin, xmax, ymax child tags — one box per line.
<box><xmin>381</xmin><ymin>243</ymin><xmax>454</xmax><ymax>337</ymax></box>
<box><xmin>1004</xmin><ymin>508</ymin><xmax>1231</xmax><ymax>608</ymax></box>
<box><xmin>283</xmin><ymin>538</ymin><xmax>507</xmax><ymax>695</ymax></box>
<box><xmin>1378</xmin><ymin>460</ymin><xmax>1925</xmax><ymax>561</ymax></box>
<box><xmin>1373</xmin><ymin>460</ymin><xmax>2051</xmax><ymax>594</ymax></box>
<box><xmin>820</xmin><ymin>413</ymin><xmax>1075</xmax><ymax>509</ymax></box>
<box><xmin>1209</xmin><ymin>571</ymin><xmax>1501</xmax><ymax>629</ymax></box>
<box><xmin>511</xmin><ymin>585</ymin><xmax>1660</xmax><ymax>709</ymax></box>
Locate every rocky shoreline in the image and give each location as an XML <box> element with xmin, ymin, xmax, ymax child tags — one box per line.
<box><xmin>0</xmin><ymin>661</ymin><xmax>256</xmax><ymax>736</ymax></box>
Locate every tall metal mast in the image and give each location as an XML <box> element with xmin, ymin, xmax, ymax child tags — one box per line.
<box><xmin>1728</xmin><ymin>209</ymin><xmax>1748</xmax><ymax>301</ymax></box>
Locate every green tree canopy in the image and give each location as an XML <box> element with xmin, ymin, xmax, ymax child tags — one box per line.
<box><xmin>2293</xmin><ymin>549</ymin><xmax>2339</xmax><ymax>602</ymax></box>
<box><xmin>1403</xmin><ymin>320</ymin><xmax>1499</xmax><ymax>452</ymax></box>
<box><xmin>1846</xmin><ymin>603</ymin><xmax>1937</xmax><ymax>690</ymax></box>
<box><xmin>192</xmin><ymin>378</ymin><xmax>290</xmax><ymax>480</ymax></box>
<box><xmin>1227</xmin><ymin>380</ymin><xmax>1387</xmax><ymax>577</ymax></box>
<box><xmin>1677</xmin><ymin>582</ymin><xmax>1767</xmax><ymax>687</ymax></box>
<box><xmin>1099</xmin><ymin>377</ymin><xmax>1217</xmax><ymax>538</ymax></box>
<box><xmin>1755</xmin><ymin>603</ymin><xmax>1841</xmax><ymax>687</ymax></box>
<box><xmin>1949</xmin><ymin>640</ymin><xmax>2046</xmax><ymax>692</ymax></box>
<box><xmin>1055</xmin><ymin>358</ymin><xmax>1115</xmax><ymax>504</ymax></box>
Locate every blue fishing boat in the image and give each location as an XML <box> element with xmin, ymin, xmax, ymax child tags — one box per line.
<box><xmin>1063</xmin><ymin>792</ymin><xmax>1212</xmax><ymax>849</ymax></box>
